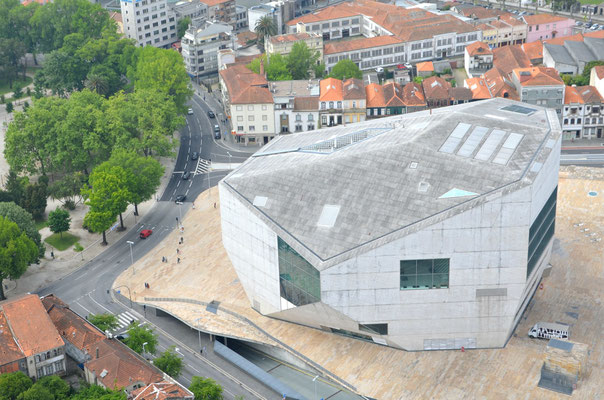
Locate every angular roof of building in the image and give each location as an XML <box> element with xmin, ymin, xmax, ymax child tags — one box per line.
<box><xmin>522</xmin><ymin>41</ymin><xmax>543</xmax><ymax>62</ymax></box>
<box><xmin>416</xmin><ymin>61</ymin><xmax>434</xmax><ymax>72</ymax></box>
<box><xmin>365</xmin><ymin>83</ymin><xmax>386</xmax><ymax>108</ymax></box>
<box><xmin>219</xmin><ymin>64</ymin><xmax>273</xmax><ymax>104</ymax></box>
<box><xmin>575</xmin><ymin>85</ymin><xmax>604</xmax><ymax>103</ymax></box>
<box><xmin>460</xmin><ymin>6</ymin><xmax>507</xmax><ymax>20</ymax></box>
<box><xmin>222</xmin><ymin>99</ymin><xmax>560</xmax><ymax>266</ymax></box>
<box><xmin>564</xmin><ymin>85</ymin><xmax>583</xmax><ymax>104</ymax></box>
<box><xmin>199</xmin><ymin>0</ymin><xmax>231</xmax><ymax>6</ymax></box>
<box><xmin>0</xmin><ymin>310</ymin><xmax>24</xmax><ymax>367</ymax></box>
<box><xmin>271</xmin><ymin>80</ymin><xmax>320</xmax><ymax>98</ymax></box>
<box><xmin>484</xmin><ymin>68</ymin><xmax>519</xmax><ymax>100</ymax></box>
<box><xmin>543</xmin><ymin>42</ymin><xmax>576</xmax><ymax>66</ymax></box>
<box><xmin>269</xmin><ymin>32</ymin><xmax>315</xmax><ymax>44</ymax></box>
<box><xmin>294</xmin><ymin>96</ymin><xmax>319</xmax><ymax>111</ymax></box>
<box><xmin>320</xmin><ymin>78</ymin><xmax>343</xmax><ymax>102</ymax></box>
<box><xmin>402</xmin><ymin>82</ymin><xmax>426</xmax><ymax>107</ymax></box>
<box><xmin>422</xmin><ymin>76</ymin><xmax>451</xmax><ymax>100</ymax></box>
<box><xmin>492</xmin><ymin>44</ymin><xmax>532</xmax><ymax>77</ymax></box>
<box><xmin>449</xmin><ymin>87</ymin><xmax>473</xmax><ymax>101</ymax></box>
<box><xmin>0</xmin><ymin>294</ymin><xmax>64</xmax><ymax>358</ymax></box>
<box><xmin>593</xmin><ymin>65</ymin><xmax>604</xmax><ymax>80</ymax></box>
<box><xmin>132</xmin><ymin>381</ymin><xmax>194</xmax><ymax>400</ymax></box>
<box><xmin>324</xmin><ymin>35</ymin><xmax>402</xmax><ymax>55</ymax></box>
<box><xmin>522</xmin><ymin>13</ymin><xmax>570</xmax><ymax>25</ymax></box>
<box><xmin>465</xmin><ymin>76</ymin><xmax>492</xmax><ymax>99</ymax></box>
<box><xmin>466</xmin><ymin>41</ymin><xmax>492</xmax><ymax>56</ymax></box>
<box><xmin>512</xmin><ymin>66</ymin><xmax>564</xmax><ymax>87</ymax></box>
<box><xmin>343</xmin><ymin>78</ymin><xmax>365</xmax><ymax>100</ymax></box>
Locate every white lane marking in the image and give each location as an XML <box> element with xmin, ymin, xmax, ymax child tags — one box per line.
<box><xmin>184</xmin><ymin>162</ymin><xmax>188</xmax><ymax>169</ymax></box>
<box><xmin>177</xmin><ymin>181</ymin><xmax>181</xmax><ymax>187</ymax></box>
<box><xmin>185</xmin><ymin>189</ymin><xmax>189</xmax><ymax>196</ymax></box>
<box><xmin>189</xmin><ymin>365</ymin><xmax>200</xmax><ymax>373</ymax></box>
<box><xmin>87</xmin><ymin>293</ymin><xmax>113</xmax><ymax>314</ymax></box>
<box><xmin>74</xmin><ymin>301</ymin><xmax>92</xmax><ymax>315</ymax></box>
<box><xmin>188</xmin><ymin>181</ymin><xmax>192</xmax><ymax>187</ymax></box>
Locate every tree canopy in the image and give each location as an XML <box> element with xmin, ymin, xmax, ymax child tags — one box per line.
<box><xmin>254</xmin><ymin>15</ymin><xmax>277</xmax><ymax>47</ymax></box>
<box><xmin>189</xmin><ymin>377</ymin><xmax>223</xmax><ymax>400</ymax></box>
<box><xmin>48</xmin><ymin>207</ymin><xmax>71</xmax><ymax>238</ymax></box>
<box><xmin>88</xmin><ymin>313</ymin><xmax>119</xmax><ymax>332</ymax></box>
<box><xmin>0</xmin><ymin>371</ymin><xmax>32</xmax><ymax>400</ymax></box>
<box><xmin>328</xmin><ymin>59</ymin><xmax>363</xmax><ymax>80</ymax></box>
<box><xmin>247</xmin><ymin>42</ymin><xmax>325</xmax><ymax>81</ymax></box>
<box><xmin>124</xmin><ymin>323</ymin><xmax>158</xmax><ymax>355</ymax></box>
<box><xmin>0</xmin><ymin>201</ymin><xmax>43</xmax><ymax>257</ymax></box>
<box><xmin>153</xmin><ymin>346</ymin><xmax>183</xmax><ymax>378</ymax></box>
<box><xmin>0</xmin><ymin>216</ymin><xmax>38</xmax><ymax>299</ymax></box>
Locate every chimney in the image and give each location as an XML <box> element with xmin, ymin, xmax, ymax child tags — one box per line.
<box><xmin>260</xmin><ymin>58</ymin><xmax>265</xmax><ymax>77</ymax></box>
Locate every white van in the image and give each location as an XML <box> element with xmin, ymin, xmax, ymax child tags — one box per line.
<box><xmin>528</xmin><ymin>322</ymin><xmax>570</xmax><ymax>340</ymax></box>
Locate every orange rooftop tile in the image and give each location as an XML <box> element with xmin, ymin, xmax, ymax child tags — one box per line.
<box><xmin>324</xmin><ymin>36</ymin><xmax>402</xmax><ymax>55</ymax></box>
<box><xmin>320</xmin><ymin>77</ymin><xmax>343</xmax><ymax>102</ymax></box>
<box><xmin>416</xmin><ymin>61</ymin><xmax>434</xmax><ymax>72</ymax></box>
<box><xmin>466</xmin><ymin>41</ymin><xmax>492</xmax><ymax>56</ymax></box>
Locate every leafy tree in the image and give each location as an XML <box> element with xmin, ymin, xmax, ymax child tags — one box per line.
<box><xmin>6</xmin><ymin>101</ymin><xmax>13</xmax><ymax>113</ymax></box>
<box><xmin>4</xmin><ymin>170</ymin><xmax>26</xmax><ymax>205</ymax></box>
<box><xmin>0</xmin><ymin>38</ymin><xmax>26</xmax><ymax>89</ymax></box>
<box><xmin>36</xmin><ymin>49</ymin><xmax>87</xmax><ymax>96</ymax></box>
<box><xmin>22</xmin><ymin>178</ymin><xmax>48</xmax><ymax>220</ymax></box>
<box><xmin>48</xmin><ymin>207</ymin><xmax>71</xmax><ymax>238</ymax></box>
<box><xmin>0</xmin><ymin>371</ymin><xmax>32</xmax><ymax>400</ymax></box>
<box><xmin>34</xmin><ymin>376</ymin><xmax>70</xmax><ymax>400</ymax></box>
<box><xmin>328</xmin><ymin>59</ymin><xmax>362</xmax><ymax>80</ymax></box>
<box><xmin>154</xmin><ymin>346</ymin><xmax>183</xmax><ymax>378</ymax></box>
<box><xmin>0</xmin><ymin>201</ymin><xmax>44</xmax><ymax>258</ymax></box>
<box><xmin>48</xmin><ymin>172</ymin><xmax>86</xmax><ymax>205</ymax></box>
<box><xmin>313</xmin><ymin>61</ymin><xmax>326</xmax><ymax>79</ymax></box>
<box><xmin>70</xmin><ymin>385</ymin><xmax>126</xmax><ymax>400</ymax></box>
<box><xmin>129</xmin><ymin>46</ymin><xmax>192</xmax><ymax>113</ymax></box>
<box><xmin>84</xmin><ymin>71</ymin><xmax>109</xmax><ymax>97</ymax></box>
<box><xmin>105</xmin><ymin>150</ymin><xmax>164</xmax><ymax>216</ymax></box>
<box><xmin>12</xmin><ymin>83</ymin><xmax>23</xmax><ymax>99</ymax></box>
<box><xmin>88</xmin><ymin>312</ymin><xmax>119</xmax><ymax>332</ymax></box>
<box><xmin>189</xmin><ymin>376</ymin><xmax>223</xmax><ymax>400</ymax></box>
<box><xmin>254</xmin><ymin>15</ymin><xmax>277</xmax><ymax>48</ymax></box>
<box><xmin>82</xmin><ymin>165</ymin><xmax>130</xmax><ymax>244</ymax></box>
<box><xmin>247</xmin><ymin>54</ymin><xmax>291</xmax><ymax>81</ymax></box>
<box><xmin>177</xmin><ymin>16</ymin><xmax>191</xmax><ymax>39</ymax></box>
<box><xmin>124</xmin><ymin>323</ymin><xmax>157</xmax><ymax>354</ymax></box>
<box><xmin>16</xmin><ymin>385</ymin><xmax>53</xmax><ymax>400</ymax></box>
<box><xmin>0</xmin><ymin>216</ymin><xmax>38</xmax><ymax>300</ymax></box>
<box><xmin>287</xmin><ymin>42</ymin><xmax>320</xmax><ymax>80</ymax></box>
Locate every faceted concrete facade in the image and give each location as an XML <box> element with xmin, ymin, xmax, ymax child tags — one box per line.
<box><xmin>220</xmin><ymin>99</ymin><xmax>561</xmax><ymax>350</ymax></box>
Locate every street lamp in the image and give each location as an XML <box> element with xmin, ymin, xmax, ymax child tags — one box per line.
<box><xmin>194</xmin><ymin>316</ymin><xmax>203</xmax><ymax>349</ymax></box>
<box><xmin>313</xmin><ymin>375</ymin><xmax>319</xmax><ymax>399</ymax></box>
<box><xmin>226</xmin><ymin>151</ymin><xmax>232</xmax><ymax>170</ymax></box>
<box><xmin>126</xmin><ymin>241</ymin><xmax>135</xmax><ymax>274</ymax></box>
<box><xmin>142</xmin><ymin>342</ymin><xmax>148</xmax><ymax>357</ymax></box>
<box><xmin>114</xmin><ymin>285</ymin><xmax>133</xmax><ymax>308</ymax></box>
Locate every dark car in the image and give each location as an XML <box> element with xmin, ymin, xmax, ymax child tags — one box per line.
<box><xmin>175</xmin><ymin>194</ymin><xmax>187</xmax><ymax>203</ymax></box>
<box><xmin>191</xmin><ymin>151</ymin><xmax>199</xmax><ymax>160</ymax></box>
<box><xmin>214</xmin><ymin>124</ymin><xmax>221</xmax><ymax>139</ymax></box>
<box><xmin>182</xmin><ymin>171</ymin><xmax>191</xmax><ymax>180</ymax></box>
<box><xmin>139</xmin><ymin>229</ymin><xmax>153</xmax><ymax>239</ymax></box>
<box><xmin>207</xmin><ymin>110</ymin><xmax>215</xmax><ymax>118</ymax></box>
<box><xmin>214</xmin><ymin>131</ymin><xmax>221</xmax><ymax>139</ymax></box>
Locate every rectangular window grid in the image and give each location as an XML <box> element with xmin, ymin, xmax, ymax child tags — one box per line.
<box><xmin>400</xmin><ymin>259</ymin><xmax>449</xmax><ymax>290</ymax></box>
<box><xmin>527</xmin><ymin>187</ymin><xmax>557</xmax><ymax>278</ymax></box>
<box><xmin>278</xmin><ymin>237</ymin><xmax>321</xmax><ymax>306</ymax></box>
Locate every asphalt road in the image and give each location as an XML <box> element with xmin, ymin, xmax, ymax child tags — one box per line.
<box><xmin>35</xmin><ymin>93</ymin><xmax>276</xmax><ymax>399</ymax></box>
<box><xmin>561</xmin><ymin>147</ymin><xmax>604</xmax><ymax>166</ymax></box>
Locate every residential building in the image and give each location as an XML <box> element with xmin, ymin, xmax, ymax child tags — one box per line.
<box><xmin>132</xmin><ymin>381</ymin><xmax>195</xmax><ymax>400</ymax></box>
<box><xmin>490</xmin><ymin>14</ymin><xmax>528</xmax><ymax>47</ymax></box>
<box><xmin>465</xmin><ymin>41</ymin><xmax>493</xmax><ymax>78</ymax></box>
<box><xmin>562</xmin><ymin>85</ymin><xmax>604</xmax><ymax>140</ymax></box>
<box><xmin>543</xmin><ymin>37</ymin><xmax>604</xmax><ymax>75</ymax></box>
<box><xmin>0</xmin><ymin>294</ymin><xmax>65</xmax><ymax>380</ymax></box>
<box><xmin>522</xmin><ymin>14</ymin><xmax>574</xmax><ymax>43</ymax></box>
<box><xmin>590</xmin><ymin>65</ymin><xmax>604</xmax><ymax>97</ymax></box>
<box><xmin>319</xmin><ymin>77</ymin><xmax>343</xmax><ymax>127</ymax></box>
<box><xmin>219</xmin><ymin>98</ymin><xmax>562</xmax><ymax>351</ymax></box>
<box><xmin>416</xmin><ymin>61</ymin><xmax>434</xmax><ymax>77</ymax></box>
<box><xmin>422</xmin><ymin>76</ymin><xmax>450</xmax><ymax>108</ymax></box>
<box><xmin>120</xmin><ymin>0</ymin><xmax>177</xmax><ymax>48</ymax></box>
<box><xmin>365</xmin><ymin>81</ymin><xmax>427</xmax><ymax>118</ymax></box>
<box><xmin>219</xmin><ymin>63</ymin><xmax>275</xmax><ymax>145</ymax></box>
<box><xmin>109</xmin><ymin>12</ymin><xmax>124</xmax><ymax>35</ymax></box>
<box><xmin>476</xmin><ymin>23</ymin><xmax>498</xmax><ymax>48</ymax></box>
<box><xmin>200</xmin><ymin>0</ymin><xmax>236</xmax><ymax>28</ymax></box>
<box><xmin>393</xmin><ymin>67</ymin><xmax>412</xmax><ymax>85</ymax></box>
<box><xmin>522</xmin><ymin>41</ymin><xmax>543</xmax><ymax>64</ymax></box>
<box><xmin>287</xmin><ymin>0</ymin><xmax>481</xmax><ymax>67</ymax></box>
<box><xmin>181</xmin><ymin>21</ymin><xmax>233</xmax><ymax>78</ymax></box>
<box><xmin>235</xmin><ymin>5</ymin><xmax>248</xmax><ymax>29</ymax></box>
<box><xmin>249</xmin><ymin>0</ymin><xmax>295</xmax><ymax>35</ymax></box>
<box><xmin>266</xmin><ymin>32</ymin><xmax>323</xmax><ymax>59</ymax></box>
<box><xmin>402</xmin><ymin>81</ymin><xmax>427</xmax><ymax>113</ymax></box>
<box><xmin>580</xmin><ymin>2</ymin><xmax>604</xmax><ymax>17</ymax></box>
<box><xmin>492</xmin><ymin>44</ymin><xmax>532</xmax><ymax>77</ymax></box>
<box><xmin>271</xmin><ymin>79</ymin><xmax>320</xmax><ymax>133</ymax></box>
<box><xmin>510</xmin><ymin>66</ymin><xmax>565</xmax><ymax>112</ymax></box>
<box><xmin>171</xmin><ymin>0</ymin><xmax>208</xmax><ymax>25</ymax></box>
<box><xmin>343</xmin><ymin>78</ymin><xmax>366</xmax><ymax>125</ymax></box>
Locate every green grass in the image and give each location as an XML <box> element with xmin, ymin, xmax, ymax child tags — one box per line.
<box><xmin>579</xmin><ymin>0</ymin><xmax>602</xmax><ymax>4</ymax></box>
<box><xmin>0</xmin><ymin>75</ymin><xmax>33</xmax><ymax>96</ymax></box>
<box><xmin>44</xmin><ymin>232</ymin><xmax>80</xmax><ymax>251</ymax></box>
<box><xmin>35</xmin><ymin>219</ymin><xmax>48</xmax><ymax>230</ymax></box>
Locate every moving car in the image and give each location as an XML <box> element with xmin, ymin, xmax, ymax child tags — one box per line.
<box><xmin>182</xmin><ymin>171</ymin><xmax>191</xmax><ymax>180</ymax></box>
<box><xmin>188</xmin><ymin>108</ymin><xmax>193</xmax><ymax>115</ymax></box>
<box><xmin>207</xmin><ymin>110</ymin><xmax>215</xmax><ymax>118</ymax></box>
<box><xmin>191</xmin><ymin>151</ymin><xmax>199</xmax><ymax>160</ymax></box>
<box><xmin>528</xmin><ymin>322</ymin><xmax>570</xmax><ymax>340</ymax></box>
<box><xmin>139</xmin><ymin>229</ymin><xmax>153</xmax><ymax>239</ymax></box>
<box><xmin>214</xmin><ymin>125</ymin><xmax>221</xmax><ymax>139</ymax></box>
<box><xmin>175</xmin><ymin>194</ymin><xmax>187</xmax><ymax>203</ymax></box>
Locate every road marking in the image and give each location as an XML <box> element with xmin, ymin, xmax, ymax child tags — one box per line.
<box><xmin>189</xmin><ymin>365</ymin><xmax>200</xmax><ymax>373</ymax></box>
<box><xmin>185</xmin><ymin>189</ymin><xmax>189</xmax><ymax>195</ymax></box>
<box><xmin>194</xmin><ymin>158</ymin><xmax>211</xmax><ymax>175</ymax></box>
<box><xmin>87</xmin><ymin>293</ymin><xmax>113</xmax><ymax>314</ymax></box>
<box><xmin>188</xmin><ymin>181</ymin><xmax>192</xmax><ymax>188</ymax></box>
<box><xmin>184</xmin><ymin>162</ymin><xmax>188</xmax><ymax>169</ymax></box>
<box><xmin>116</xmin><ymin>311</ymin><xmax>139</xmax><ymax>330</ymax></box>
<box><xmin>177</xmin><ymin>181</ymin><xmax>181</xmax><ymax>188</ymax></box>
<box><xmin>74</xmin><ymin>301</ymin><xmax>92</xmax><ymax>315</ymax></box>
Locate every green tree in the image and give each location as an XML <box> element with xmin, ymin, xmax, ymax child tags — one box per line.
<box><xmin>48</xmin><ymin>172</ymin><xmax>86</xmax><ymax>205</ymax></box>
<box><xmin>84</xmin><ymin>71</ymin><xmax>109</xmax><ymax>97</ymax></box>
<box><xmin>88</xmin><ymin>312</ymin><xmax>119</xmax><ymax>332</ymax></box>
<box><xmin>328</xmin><ymin>59</ymin><xmax>362</xmax><ymax>80</ymax></box>
<box><xmin>254</xmin><ymin>15</ymin><xmax>277</xmax><ymax>48</ymax></box>
<box><xmin>16</xmin><ymin>385</ymin><xmax>53</xmax><ymax>400</ymax></box>
<box><xmin>35</xmin><ymin>49</ymin><xmax>87</xmax><ymax>96</ymax></box>
<box><xmin>313</xmin><ymin>61</ymin><xmax>326</xmax><ymax>79</ymax></box>
<box><xmin>129</xmin><ymin>46</ymin><xmax>192</xmax><ymax>113</ymax></box>
<box><xmin>0</xmin><ymin>216</ymin><xmax>38</xmax><ymax>300</ymax></box>
<box><xmin>48</xmin><ymin>207</ymin><xmax>71</xmax><ymax>238</ymax></box>
<box><xmin>154</xmin><ymin>346</ymin><xmax>183</xmax><ymax>378</ymax></box>
<box><xmin>124</xmin><ymin>323</ymin><xmax>157</xmax><ymax>354</ymax></box>
<box><xmin>82</xmin><ymin>165</ymin><xmax>130</xmax><ymax>245</ymax></box>
<box><xmin>189</xmin><ymin>376</ymin><xmax>223</xmax><ymax>400</ymax></box>
<box><xmin>0</xmin><ymin>371</ymin><xmax>32</xmax><ymax>400</ymax></box>
<box><xmin>34</xmin><ymin>376</ymin><xmax>70</xmax><ymax>400</ymax></box>
<box><xmin>105</xmin><ymin>149</ymin><xmax>164</xmax><ymax>216</ymax></box>
<box><xmin>12</xmin><ymin>83</ymin><xmax>23</xmax><ymax>99</ymax></box>
<box><xmin>6</xmin><ymin>101</ymin><xmax>13</xmax><ymax>113</ymax></box>
<box><xmin>70</xmin><ymin>385</ymin><xmax>126</xmax><ymax>400</ymax></box>
<box><xmin>22</xmin><ymin>178</ymin><xmax>48</xmax><ymax>220</ymax></box>
<box><xmin>0</xmin><ymin>201</ymin><xmax>44</xmax><ymax>258</ymax></box>
<box><xmin>287</xmin><ymin>42</ymin><xmax>319</xmax><ymax>80</ymax></box>
<box><xmin>247</xmin><ymin>54</ymin><xmax>291</xmax><ymax>81</ymax></box>
<box><xmin>0</xmin><ymin>38</ymin><xmax>26</xmax><ymax>89</ymax></box>
<box><xmin>4</xmin><ymin>170</ymin><xmax>26</xmax><ymax>205</ymax></box>
<box><xmin>177</xmin><ymin>16</ymin><xmax>191</xmax><ymax>39</ymax></box>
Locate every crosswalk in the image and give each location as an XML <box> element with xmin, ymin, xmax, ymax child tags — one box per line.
<box><xmin>194</xmin><ymin>158</ymin><xmax>211</xmax><ymax>175</ymax></box>
<box><xmin>115</xmin><ymin>311</ymin><xmax>139</xmax><ymax>331</ymax></box>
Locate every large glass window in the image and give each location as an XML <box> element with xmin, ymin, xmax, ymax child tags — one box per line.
<box><xmin>527</xmin><ymin>187</ymin><xmax>557</xmax><ymax>278</ymax></box>
<box><xmin>278</xmin><ymin>237</ymin><xmax>320</xmax><ymax>306</ymax></box>
<box><xmin>400</xmin><ymin>259</ymin><xmax>449</xmax><ymax>290</ymax></box>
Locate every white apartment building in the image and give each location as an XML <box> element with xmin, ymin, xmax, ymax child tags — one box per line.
<box><xmin>120</xmin><ymin>0</ymin><xmax>177</xmax><ymax>47</ymax></box>
<box><xmin>271</xmin><ymin>80</ymin><xmax>320</xmax><ymax>133</ymax></box>
<box><xmin>181</xmin><ymin>21</ymin><xmax>233</xmax><ymax>77</ymax></box>
<box><xmin>235</xmin><ymin>5</ymin><xmax>248</xmax><ymax>30</ymax></box>
<box><xmin>562</xmin><ymin>85</ymin><xmax>604</xmax><ymax>140</ymax></box>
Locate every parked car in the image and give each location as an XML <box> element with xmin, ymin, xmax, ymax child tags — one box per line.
<box><xmin>139</xmin><ymin>229</ymin><xmax>153</xmax><ymax>239</ymax></box>
<box><xmin>207</xmin><ymin>110</ymin><xmax>215</xmax><ymax>118</ymax></box>
<box><xmin>182</xmin><ymin>171</ymin><xmax>191</xmax><ymax>180</ymax></box>
<box><xmin>188</xmin><ymin>108</ymin><xmax>193</xmax><ymax>115</ymax></box>
<box><xmin>591</xmin><ymin>24</ymin><xmax>599</xmax><ymax>30</ymax></box>
<box><xmin>375</xmin><ymin>67</ymin><xmax>384</xmax><ymax>73</ymax></box>
<box><xmin>214</xmin><ymin>125</ymin><xmax>221</xmax><ymax>139</ymax></box>
<box><xmin>175</xmin><ymin>194</ymin><xmax>187</xmax><ymax>203</ymax></box>
<box><xmin>528</xmin><ymin>322</ymin><xmax>570</xmax><ymax>340</ymax></box>
<box><xmin>191</xmin><ymin>151</ymin><xmax>199</xmax><ymax>160</ymax></box>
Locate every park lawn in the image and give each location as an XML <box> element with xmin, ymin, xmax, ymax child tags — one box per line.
<box><xmin>35</xmin><ymin>219</ymin><xmax>48</xmax><ymax>230</ymax></box>
<box><xmin>580</xmin><ymin>0</ymin><xmax>602</xmax><ymax>4</ymax></box>
<box><xmin>45</xmin><ymin>232</ymin><xmax>80</xmax><ymax>251</ymax></box>
<box><xmin>0</xmin><ymin>75</ymin><xmax>33</xmax><ymax>96</ymax></box>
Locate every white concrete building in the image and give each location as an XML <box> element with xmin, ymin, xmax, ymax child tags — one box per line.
<box><xmin>220</xmin><ymin>99</ymin><xmax>561</xmax><ymax>351</ymax></box>
<box><xmin>271</xmin><ymin>80</ymin><xmax>320</xmax><ymax>133</ymax></box>
<box><xmin>181</xmin><ymin>21</ymin><xmax>233</xmax><ymax>77</ymax></box>
<box><xmin>562</xmin><ymin>85</ymin><xmax>604</xmax><ymax>140</ymax></box>
<box><xmin>120</xmin><ymin>0</ymin><xmax>177</xmax><ymax>47</ymax></box>
<box><xmin>249</xmin><ymin>0</ymin><xmax>295</xmax><ymax>35</ymax></box>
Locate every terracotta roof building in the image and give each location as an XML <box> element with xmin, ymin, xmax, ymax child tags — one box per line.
<box><xmin>422</xmin><ymin>76</ymin><xmax>452</xmax><ymax>108</ymax></box>
<box><xmin>561</xmin><ymin>85</ymin><xmax>604</xmax><ymax>140</ymax></box>
<box><xmin>591</xmin><ymin>65</ymin><xmax>604</xmax><ymax>98</ymax></box>
<box><xmin>522</xmin><ymin>41</ymin><xmax>543</xmax><ymax>64</ymax></box>
<box><xmin>132</xmin><ymin>381</ymin><xmax>194</xmax><ymax>400</ymax></box>
<box><xmin>0</xmin><ymin>294</ymin><xmax>66</xmax><ymax>380</ymax></box>
<box><xmin>492</xmin><ymin>44</ymin><xmax>532</xmax><ymax>77</ymax></box>
<box><xmin>266</xmin><ymin>32</ymin><xmax>323</xmax><ymax>59</ymax></box>
<box><xmin>464</xmin><ymin>41</ymin><xmax>493</xmax><ymax>78</ymax></box>
<box><xmin>416</xmin><ymin>61</ymin><xmax>434</xmax><ymax>77</ymax></box>
<box><xmin>366</xmin><ymin>81</ymin><xmax>426</xmax><ymax>118</ymax></box>
<box><xmin>509</xmin><ymin>66</ymin><xmax>565</xmax><ymax>113</ymax></box>
<box><xmin>522</xmin><ymin>13</ymin><xmax>574</xmax><ymax>43</ymax></box>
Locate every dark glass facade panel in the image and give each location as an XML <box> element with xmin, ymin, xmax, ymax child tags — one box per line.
<box><xmin>278</xmin><ymin>237</ymin><xmax>320</xmax><ymax>306</ymax></box>
<box><xmin>400</xmin><ymin>259</ymin><xmax>449</xmax><ymax>290</ymax></box>
<box><xmin>359</xmin><ymin>323</ymin><xmax>388</xmax><ymax>335</ymax></box>
<box><xmin>527</xmin><ymin>187</ymin><xmax>557</xmax><ymax>278</ymax></box>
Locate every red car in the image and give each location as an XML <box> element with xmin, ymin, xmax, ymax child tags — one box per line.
<box><xmin>139</xmin><ymin>229</ymin><xmax>153</xmax><ymax>239</ymax></box>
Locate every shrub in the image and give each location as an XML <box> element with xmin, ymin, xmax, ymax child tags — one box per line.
<box><xmin>74</xmin><ymin>242</ymin><xmax>84</xmax><ymax>252</ymax></box>
<box><xmin>63</xmin><ymin>199</ymin><xmax>76</xmax><ymax>210</ymax></box>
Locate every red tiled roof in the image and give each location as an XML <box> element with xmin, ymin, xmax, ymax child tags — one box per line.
<box><xmin>0</xmin><ymin>311</ymin><xmax>24</xmax><ymax>368</ymax></box>
<box><xmin>365</xmin><ymin>83</ymin><xmax>386</xmax><ymax>108</ymax></box>
<box><xmin>269</xmin><ymin>32</ymin><xmax>312</xmax><ymax>44</ymax></box>
<box><xmin>593</xmin><ymin>65</ymin><xmax>604</xmax><ymax>80</ymax></box>
<box><xmin>460</xmin><ymin>6</ymin><xmax>506</xmax><ymax>19</ymax></box>
<box><xmin>287</xmin><ymin>2</ymin><xmax>363</xmax><ymax>26</ymax></box>
<box><xmin>402</xmin><ymin>82</ymin><xmax>426</xmax><ymax>107</ymax></box>
<box><xmin>382</xmin><ymin>82</ymin><xmax>405</xmax><ymax>107</ymax></box>
<box><xmin>199</xmin><ymin>0</ymin><xmax>231</xmax><ymax>7</ymax></box>
<box><xmin>513</xmin><ymin>66</ymin><xmax>564</xmax><ymax>87</ymax></box>
<box><xmin>545</xmin><ymin>29</ymin><xmax>604</xmax><ymax>45</ymax></box>
<box><xmin>466</xmin><ymin>41</ymin><xmax>492</xmax><ymax>56</ymax></box>
<box><xmin>522</xmin><ymin>13</ymin><xmax>570</xmax><ymax>25</ymax></box>
<box><xmin>449</xmin><ymin>87</ymin><xmax>473</xmax><ymax>101</ymax></box>
<box><xmin>422</xmin><ymin>76</ymin><xmax>451</xmax><ymax>100</ymax></box>
<box><xmin>499</xmin><ymin>14</ymin><xmax>525</xmax><ymax>27</ymax></box>
<box><xmin>237</xmin><ymin>31</ymin><xmax>257</xmax><ymax>46</ymax></box>
<box><xmin>132</xmin><ymin>381</ymin><xmax>194</xmax><ymax>400</ymax></box>
<box><xmin>416</xmin><ymin>61</ymin><xmax>434</xmax><ymax>72</ymax></box>
<box><xmin>0</xmin><ymin>294</ymin><xmax>64</xmax><ymax>358</ymax></box>
<box><xmin>564</xmin><ymin>85</ymin><xmax>584</xmax><ymax>104</ymax></box>
<box><xmin>343</xmin><ymin>78</ymin><xmax>365</xmax><ymax>100</ymax></box>
<box><xmin>465</xmin><ymin>77</ymin><xmax>492</xmax><ymax>99</ymax></box>
<box><xmin>293</xmin><ymin>96</ymin><xmax>319</xmax><ymax>111</ymax></box>
<box><xmin>219</xmin><ymin>64</ymin><xmax>272</xmax><ymax>104</ymax></box>
<box><xmin>492</xmin><ymin>44</ymin><xmax>532</xmax><ymax>77</ymax></box>
<box><xmin>522</xmin><ymin>41</ymin><xmax>543</xmax><ymax>62</ymax></box>
<box><xmin>575</xmin><ymin>85</ymin><xmax>604</xmax><ymax>103</ymax></box>
<box><xmin>484</xmin><ymin>68</ymin><xmax>519</xmax><ymax>100</ymax></box>
<box><xmin>324</xmin><ymin>36</ymin><xmax>401</xmax><ymax>55</ymax></box>
<box><xmin>320</xmin><ymin>78</ymin><xmax>343</xmax><ymax>102</ymax></box>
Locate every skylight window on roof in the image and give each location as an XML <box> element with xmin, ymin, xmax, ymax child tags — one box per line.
<box><xmin>299</xmin><ymin>127</ymin><xmax>391</xmax><ymax>154</ymax></box>
<box><xmin>439</xmin><ymin>123</ymin><xmax>471</xmax><ymax>154</ymax></box>
<box><xmin>474</xmin><ymin>129</ymin><xmax>506</xmax><ymax>161</ymax></box>
<box><xmin>439</xmin><ymin>188</ymin><xmax>478</xmax><ymax>199</ymax></box>
<box><xmin>253</xmin><ymin>196</ymin><xmax>268</xmax><ymax>207</ymax></box>
<box><xmin>317</xmin><ymin>205</ymin><xmax>340</xmax><ymax>228</ymax></box>
<box><xmin>500</xmin><ymin>104</ymin><xmax>537</xmax><ymax>115</ymax></box>
<box><xmin>492</xmin><ymin>132</ymin><xmax>523</xmax><ymax>165</ymax></box>
<box><xmin>457</xmin><ymin>126</ymin><xmax>489</xmax><ymax>157</ymax></box>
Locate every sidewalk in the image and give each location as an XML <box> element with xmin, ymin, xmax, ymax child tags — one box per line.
<box><xmin>561</xmin><ymin>138</ymin><xmax>604</xmax><ymax>150</ymax></box>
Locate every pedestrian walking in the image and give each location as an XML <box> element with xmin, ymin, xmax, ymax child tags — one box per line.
<box><xmin>176</xmin><ymin>248</ymin><xmax>179</xmax><ymax>254</ymax></box>
<box><xmin>50</xmin><ymin>251</ymin><xmax>54</xmax><ymax>259</ymax></box>
<box><xmin>177</xmin><ymin>257</ymin><xmax>180</xmax><ymax>264</ymax></box>
<box><xmin>202</xmin><ymin>346</ymin><xmax>206</xmax><ymax>354</ymax></box>
<box><xmin>214</xmin><ymin>202</ymin><xmax>216</xmax><ymax>209</ymax></box>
